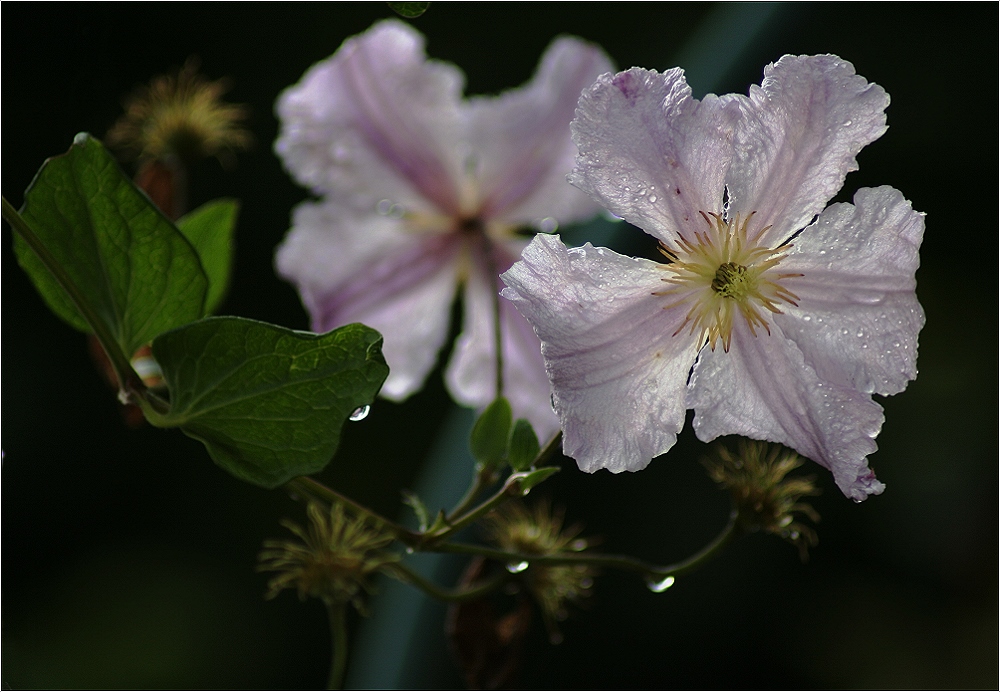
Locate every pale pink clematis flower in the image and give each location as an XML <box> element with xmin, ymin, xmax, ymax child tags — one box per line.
<box><xmin>274</xmin><ymin>20</ymin><xmax>613</xmax><ymax>439</ymax></box>
<box><xmin>501</xmin><ymin>55</ymin><xmax>925</xmax><ymax>500</ymax></box>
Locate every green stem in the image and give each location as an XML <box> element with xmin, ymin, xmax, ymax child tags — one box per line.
<box><xmin>325</xmin><ymin>601</ymin><xmax>348</xmax><ymax>690</ymax></box>
<box><xmin>445</xmin><ymin>465</ymin><xmax>496</xmax><ymax>524</ymax></box>
<box><xmin>427</xmin><ymin>473</ymin><xmax>521</xmax><ymax>545</ymax></box>
<box><xmin>2</xmin><ymin>196</ymin><xmax>146</xmax><ymax>403</ymax></box>
<box><xmin>446</xmin><ymin>430</ymin><xmax>561</xmax><ymax>528</ymax></box>
<box><xmin>442</xmin><ymin>430</ymin><xmax>563</xmax><ymax>540</ymax></box>
<box><xmin>287</xmin><ymin>477</ymin><xmax>420</xmax><ymax>546</ymax></box>
<box><xmin>535</xmin><ymin>429</ymin><xmax>563</xmax><ymax>468</ymax></box>
<box><xmin>385</xmin><ymin>561</ymin><xmax>507</xmax><ymax>602</ymax></box>
<box><xmin>435</xmin><ymin>510</ymin><xmax>742</xmax><ymax>581</ymax></box>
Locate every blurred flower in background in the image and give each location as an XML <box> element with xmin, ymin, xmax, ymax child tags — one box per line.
<box><xmin>273</xmin><ymin>19</ymin><xmax>613</xmax><ymax>439</ymax></box>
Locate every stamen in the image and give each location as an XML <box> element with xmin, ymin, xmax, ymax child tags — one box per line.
<box><xmin>656</xmin><ymin>210</ymin><xmax>799</xmax><ymax>351</ymax></box>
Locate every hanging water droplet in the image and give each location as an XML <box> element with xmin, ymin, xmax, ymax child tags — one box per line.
<box><xmin>571</xmin><ymin>539</ymin><xmax>587</xmax><ymax>551</ymax></box>
<box><xmin>539</xmin><ymin>217</ymin><xmax>558</xmax><ymax>233</ymax></box>
<box><xmin>549</xmin><ymin>631</ymin><xmax>565</xmax><ymax>645</ymax></box>
<box><xmin>349</xmin><ymin>405</ymin><xmax>370</xmax><ymax>421</ymax></box>
<box><xmin>506</xmin><ymin>561</ymin><xmax>529</xmax><ymax>574</ymax></box>
<box><xmin>405</xmin><ymin>546</ymin><xmax>415</xmax><ymax>554</ymax></box>
<box><xmin>646</xmin><ymin>575</ymin><xmax>675</xmax><ymax>593</ymax></box>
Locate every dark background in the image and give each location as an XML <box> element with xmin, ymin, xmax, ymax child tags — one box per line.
<box><xmin>3</xmin><ymin>3</ymin><xmax>996</xmax><ymax>689</ymax></box>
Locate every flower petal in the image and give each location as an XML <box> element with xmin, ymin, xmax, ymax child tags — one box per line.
<box><xmin>688</xmin><ymin>320</ymin><xmax>886</xmax><ymax>501</ymax></box>
<box><xmin>275</xmin><ymin>201</ymin><xmax>460</xmax><ymax>400</ymax></box>
<box><xmin>569</xmin><ymin>68</ymin><xmax>741</xmax><ymax>246</ymax></box>
<box><xmin>777</xmin><ymin>186</ymin><xmax>925</xmax><ymax>396</ymax></box>
<box><xmin>275</xmin><ymin>19</ymin><xmax>465</xmax><ymax>213</ymax></box>
<box><xmin>501</xmin><ymin>234</ymin><xmax>702</xmax><ymax>472</ymax></box>
<box><xmin>466</xmin><ymin>37</ymin><xmax>614</xmax><ymax>227</ymax></box>
<box><xmin>727</xmin><ymin>54</ymin><xmax>889</xmax><ymax>244</ymax></box>
<box><xmin>445</xmin><ymin>243</ymin><xmax>560</xmax><ymax>441</ymax></box>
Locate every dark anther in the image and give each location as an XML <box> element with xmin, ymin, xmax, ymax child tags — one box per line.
<box><xmin>711</xmin><ymin>262</ymin><xmax>747</xmax><ymax>295</ymax></box>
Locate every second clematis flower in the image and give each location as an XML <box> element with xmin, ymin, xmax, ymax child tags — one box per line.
<box><xmin>501</xmin><ymin>56</ymin><xmax>925</xmax><ymax>500</ymax></box>
<box><xmin>274</xmin><ymin>20</ymin><xmax>613</xmax><ymax>439</ymax></box>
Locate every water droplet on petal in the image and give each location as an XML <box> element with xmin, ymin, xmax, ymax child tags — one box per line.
<box><xmin>349</xmin><ymin>405</ymin><xmax>370</xmax><ymax>421</ymax></box>
<box><xmin>646</xmin><ymin>575</ymin><xmax>675</xmax><ymax>593</ymax></box>
<box><xmin>405</xmin><ymin>546</ymin><xmax>415</xmax><ymax>554</ymax></box>
<box><xmin>506</xmin><ymin>561</ymin><xmax>530</xmax><ymax>574</ymax></box>
<box><xmin>648</xmin><ymin>195</ymin><xmax>657</xmax><ymax>204</ymax></box>
<box><xmin>376</xmin><ymin>199</ymin><xmax>394</xmax><ymax>215</ymax></box>
<box><xmin>538</xmin><ymin>217</ymin><xmax>558</xmax><ymax>233</ymax></box>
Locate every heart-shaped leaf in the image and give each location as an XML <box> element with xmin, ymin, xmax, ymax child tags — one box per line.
<box><xmin>151</xmin><ymin>317</ymin><xmax>388</xmax><ymax>488</ymax></box>
<box><xmin>13</xmin><ymin>133</ymin><xmax>208</xmax><ymax>357</ymax></box>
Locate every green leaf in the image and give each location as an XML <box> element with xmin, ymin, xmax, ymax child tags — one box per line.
<box><xmin>13</xmin><ymin>133</ymin><xmax>208</xmax><ymax>357</ymax></box>
<box><xmin>150</xmin><ymin>317</ymin><xmax>389</xmax><ymax>488</ymax></box>
<box><xmin>176</xmin><ymin>198</ymin><xmax>239</xmax><ymax>314</ymax></box>
<box><xmin>469</xmin><ymin>397</ymin><xmax>512</xmax><ymax>468</ymax></box>
<box><xmin>507</xmin><ymin>418</ymin><xmax>540</xmax><ymax>472</ymax></box>
<box><xmin>387</xmin><ymin>2</ymin><xmax>429</xmax><ymax>18</ymax></box>
<box><xmin>511</xmin><ymin>467</ymin><xmax>560</xmax><ymax>495</ymax></box>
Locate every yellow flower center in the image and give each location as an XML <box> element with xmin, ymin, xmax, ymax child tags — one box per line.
<box><xmin>654</xmin><ymin>211</ymin><xmax>801</xmax><ymax>352</ymax></box>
